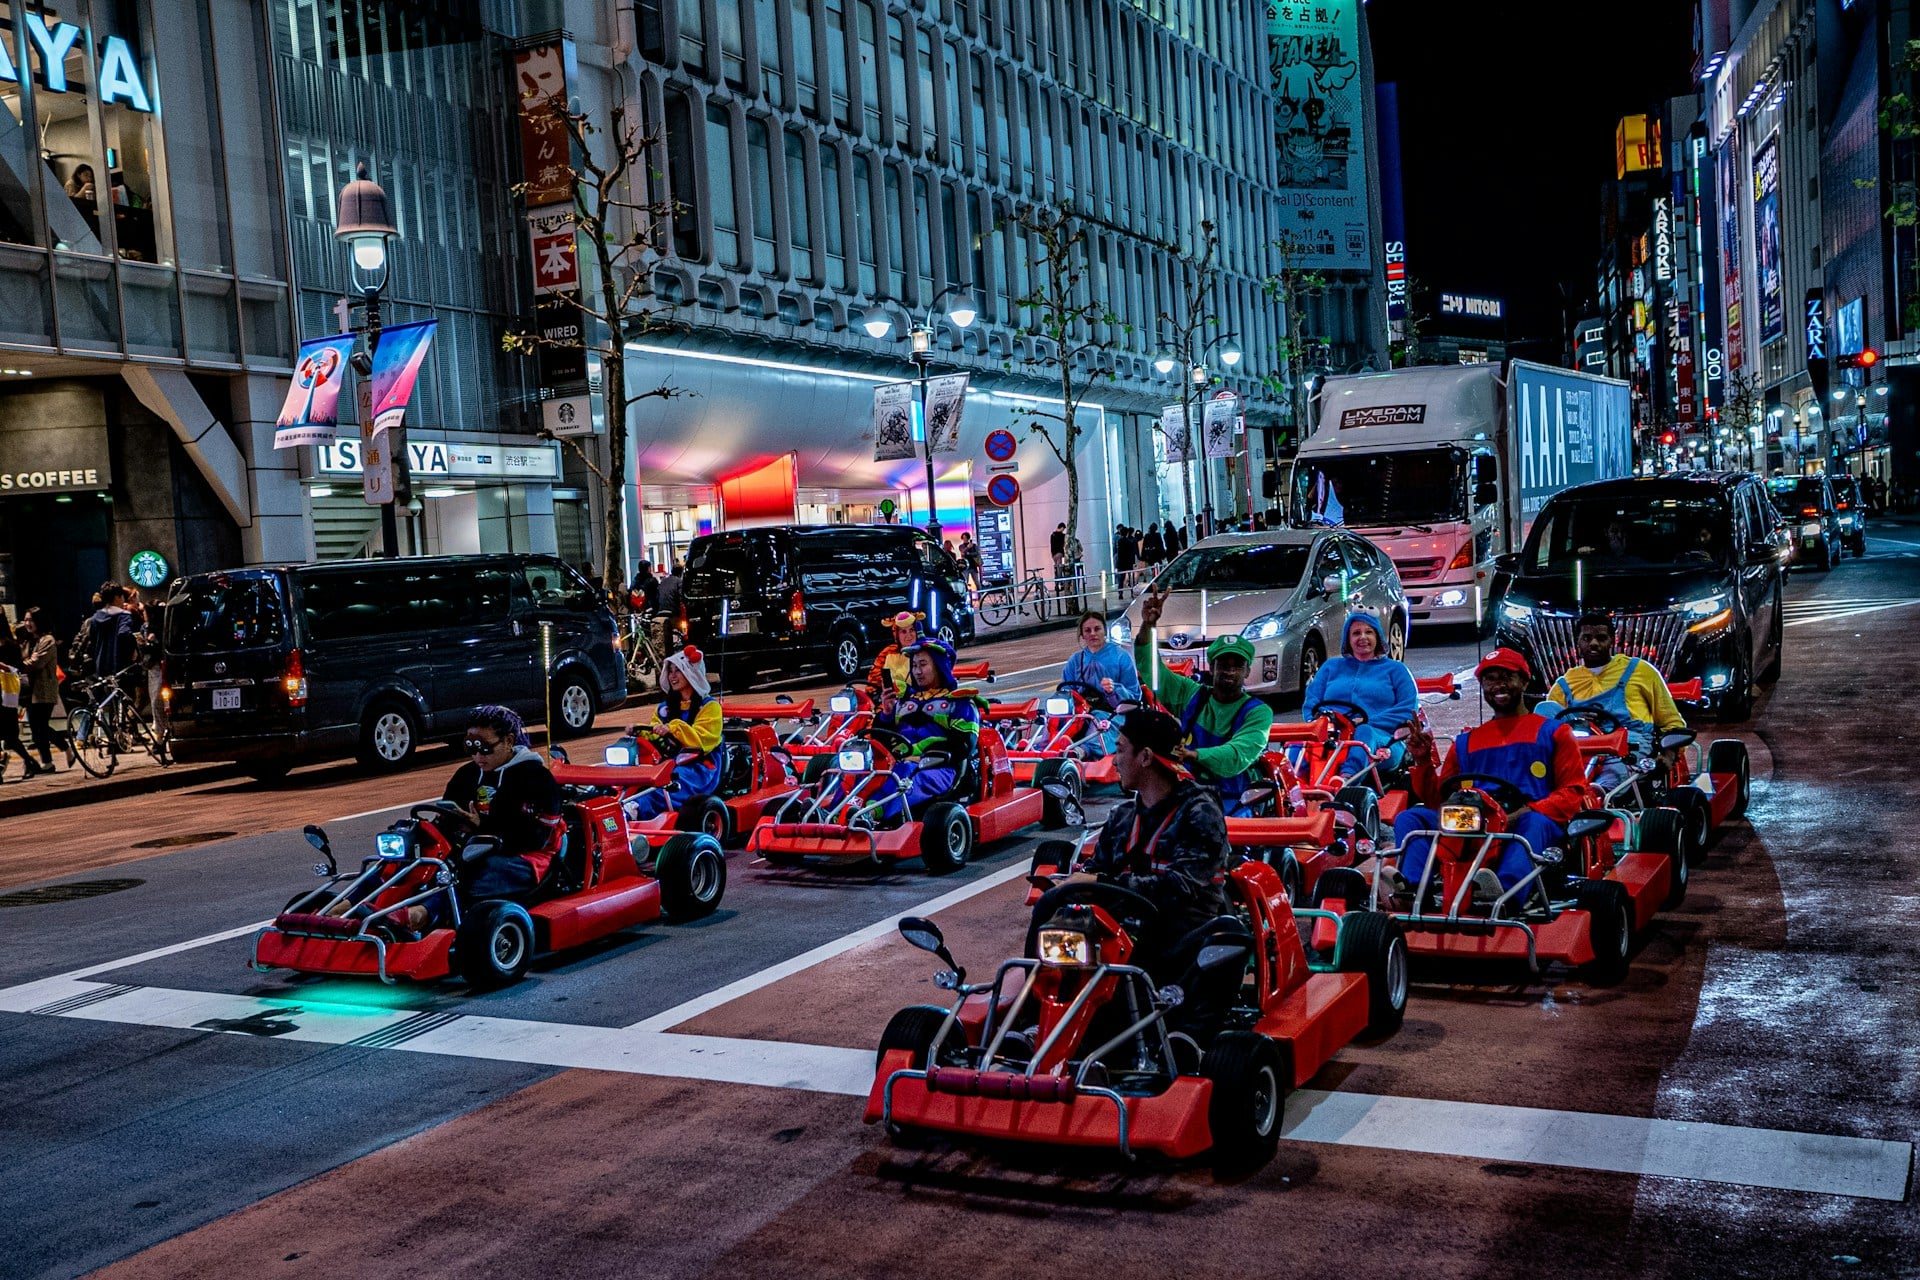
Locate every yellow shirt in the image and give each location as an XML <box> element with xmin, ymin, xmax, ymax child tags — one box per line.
<box><xmin>1548</xmin><ymin>656</ymin><xmax>1687</xmax><ymax>732</ymax></box>
<box><xmin>655</xmin><ymin>697</ymin><xmax>723</xmax><ymax>754</ymax></box>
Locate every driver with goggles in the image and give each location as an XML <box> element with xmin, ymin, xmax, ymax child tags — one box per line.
<box><xmin>853</xmin><ymin>637</ymin><xmax>979</xmax><ymax>820</ymax></box>
<box><xmin>1396</xmin><ymin>649</ymin><xmax>1589</xmax><ymax>898</ymax></box>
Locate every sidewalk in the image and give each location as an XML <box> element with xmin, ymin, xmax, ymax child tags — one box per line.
<box><xmin>0</xmin><ymin>745</ymin><xmax>239</xmax><ymax>820</ymax></box>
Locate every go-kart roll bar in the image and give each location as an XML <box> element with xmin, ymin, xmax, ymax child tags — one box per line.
<box><xmin>253</xmin><ymin>856</ymin><xmax>458</xmax><ymax>985</ymax></box>
<box><xmin>1379</xmin><ymin>830</ymin><xmax>1544</xmax><ymax>972</ymax></box>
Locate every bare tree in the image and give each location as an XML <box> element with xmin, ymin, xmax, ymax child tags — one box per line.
<box><xmin>1008</xmin><ymin>202</ymin><xmax>1127</xmax><ymax>577</ymax></box>
<box><xmin>504</xmin><ymin>94</ymin><xmax>687</xmax><ymax>599</ymax></box>
<box><xmin>1262</xmin><ymin>232</ymin><xmax>1330</xmax><ymax>448</ymax></box>
<box><xmin>1156</xmin><ymin>220</ymin><xmax>1224</xmax><ymax>530</ymax></box>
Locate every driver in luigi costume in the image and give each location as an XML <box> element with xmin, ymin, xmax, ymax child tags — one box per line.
<box><xmin>1134</xmin><ymin>585</ymin><xmax>1275</xmax><ymax>816</ymax></box>
<box><xmin>1395</xmin><ymin>648</ymin><xmax>1590</xmax><ymax>898</ymax></box>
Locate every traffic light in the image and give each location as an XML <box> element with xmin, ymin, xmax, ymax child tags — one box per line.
<box><xmin>1659</xmin><ymin>430</ymin><xmax>1677</xmax><ymax>446</ymax></box>
<box><xmin>1837</xmin><ymin>348</ymin><xmax>1879</xmax><ymax>370</ymax></box>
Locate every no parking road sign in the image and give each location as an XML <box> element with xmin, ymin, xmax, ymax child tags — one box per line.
<box><xmin>985</xmin><ymin>474</ymin><xmax>1021</xmax><ymax>507</ymax></box>
<box><xmin>983</xmin><ymin>429</ymin><xmax>1018</xmax><ymax>463</ymax></box>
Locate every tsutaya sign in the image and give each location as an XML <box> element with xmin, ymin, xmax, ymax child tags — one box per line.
<box><xmin>0</xmin><ymin>14</ymin><xmax>153</xmax><ymax>112</ymax></box>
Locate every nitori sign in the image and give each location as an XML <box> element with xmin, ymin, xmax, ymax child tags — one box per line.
<box><xmin>0</xmin><ymin>14</ymin><xmax>152</xmax><ymax>112</ymax></box>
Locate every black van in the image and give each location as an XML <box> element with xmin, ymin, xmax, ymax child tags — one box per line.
<box><xmin>163</xmin><ymin>554</ymin><xmax>626</xmax><ymax>776</ymax></box>
<box><xmin>1492</xmin><ymin>472</ymin><xmax>1786</xmax><ymax>720</ymax></box>
<box><xmin>680</xmin><ymin>524</ymin><xmax>974</xmax><ymax>688</ymax></box>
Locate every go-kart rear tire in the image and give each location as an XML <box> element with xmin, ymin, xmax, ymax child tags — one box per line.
<box><xmin>1334</xmin><ymin>910</ymin><xmax>1409</xmax><ymax>1036</ymax></box>
<box><xmin>1333</xmin><ymin>786</ymin><xmax>1379</xmax><ymax>842</ymax></box>
<box><xmin>676</xmin><ymin>794</ymin><xmax>732</xmax><ymax>843</ymax></box>
<box><xmin>455</xmin><ymin>900</ymin><xmax>536</xmax><ymax>991</ymax></box>
<box><xmin>801</xmin><ymin>754</ymin><xmax>835</xmax><ymax>785</ymax></box>
<box><xmin>1637</xmin><ymin>807</ymin><xmax>1688</xmax><ymax>910</ymax></box>
<box><xmin>1277</xmin><ymin>853</ymin><xmax>1304</xmax><ymax>907</ymax></box>
<box><xmin>1667</xmin><ymin>787</ymin><xmax>1712</xmax><ymax>864</ymax></box>
<box><xmin>1201</xmin><ymin>1031</ymin><xmax>1289</xmax><ymax>1172</ymax></box>
<box><xmin>920</xmin><ymin>802</ymin><xmax>972</xmax><ymax>874</ymax></box>
<box><xmin>1707</xmin><ymin>739</ymin><xmax>1750</xmax><ymax>820</ymax></box>
<box><xmin>1577</xmin><ymin>881</ymin><xmax>1633</xmax><ymax>986</ymax></box>
<box><xmin>875</xmin><ymin>1004</ymin><xmax>968</xmax><ymax>1071</ymax></box>
<box><xmin>656</xmin><ymin>833</ymin><xmax>727</xmax><ymax>919</ymax></box>
<box><xmin>1311</xmin><ymin>866</ymin><xmax>1370</xmax><ymax>912</ymax></box>
<box><xmin>1032</xmin><ymin>758</ymin><xmax>1084</xmax><ymax>828</ymax></box>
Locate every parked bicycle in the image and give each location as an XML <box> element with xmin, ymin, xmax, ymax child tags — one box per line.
<box><xmin>623</xmin><ymin>610</ymin><xmax>682</xmax><ymax>691</ymax></box>
<box><xmin>69</xmin><ymin>668</ymin><xmax>170</xmax><ymax>778</ymax></box>
<box><xmin>976</xmin><ymin>568</ymin><xmax>1056</xmax><ymax>628</ymax></box>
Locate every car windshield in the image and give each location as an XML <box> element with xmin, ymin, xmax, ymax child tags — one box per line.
<box><xmin>1525</xmin><ymin>496</ymin><xmax>1731</xmax><ymax>571</ymax></box>
<box><xmin>684</xmin><ymin>535</ymin><xmax>778</xmax><ymax>597</ymax></box>
<box><xmin>1290</xmin><ymin>448</ymin><xmax>1465</xmax><ymax>528</ymax></box>
<box><xmin>1768</xmin><ymin>478</ymin><xmax>1826</xmax><ymax>513</ymax></box>
<box><xmin>1156</xmin><ymin>544</ymin><xmax>1311</xmax><ymax>592</ymax></box>
<box><xmin>165</xmin><ymin>575</ymin><xmax>288</xmax><ymax>652</ymax></box>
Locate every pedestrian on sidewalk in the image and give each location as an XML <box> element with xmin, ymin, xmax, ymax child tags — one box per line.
<box><xmin>0</xmin><ymin>613</ymin><xmax>47</xmax><ymax>779</ymax></box>
<box><xmin>18</xmin><ymin>607</ymin><xmax>73</xmax><ymax>772</ymax></box>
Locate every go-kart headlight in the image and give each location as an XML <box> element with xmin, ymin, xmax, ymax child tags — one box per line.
<box><xmin>1241</xmin><ymin>610</ymin><xmax>1289</xmax><ymax>640</ymax></box>
<box><xmin>829</xmin><ymin>693</ymin><xmax>855</xmax><ymax>714</ymax></box>
<box><xmin>1045</xmin><ymin>695</ymin><xmax>1073</xmax><ymax>717</ymax></box>
<box><xmin>838</xmin><ymin>743</ymin><xmax>873</xmax><ymax>774</ymax></box>
<box><xmin>1439</xmin><ymin>804</ymin><xmax>1484</xmax><ymax>834</ymax></box>
<box><xmin>1108</xmin><ymin>618</ymin><xmax>1131</xmax><ymax>644</ymax></box>
<box><xmin>1037</xmin><ymin>927</ymin><xmax>1093</xmax><ymax>967</ymax></box>
<box><xmin>375</xmin><ymin>832</ymin><xmax>409</xmax><ymax>860</ymax></box>
<box><xmin>604</xmin><ymin>742</ymin><xmax>636</xmax><ymax>766</ymax></box>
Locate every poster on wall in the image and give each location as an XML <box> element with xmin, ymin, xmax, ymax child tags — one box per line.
<box><xmin>1266</xmin><ymin>1</ymin><xmax>1369</xmax><ymax>270</ymax></box>
<box><xmin>924</xmin><ymin>373</ymin><xmax>969</xmax><ymax>454</ymax></box>
<box><xmin>872</xmin><ymin>382</ymin><xmax>916</xmax><ymax>461</ymax></box>
<box><xmin>1753</xmin><ymin>133</ymin><xmax>1783</xmax><ymax>345</ymax></box>
<box><xmin>273</xmin><ymin>333</ymin><xmax>355</xmax><ymax>449</ymax></box>
<box><xmin>1160</xmin><ymin>404</ymin><xmax>1190</xmax><ymax>464</ymax></box>
<box><xmin>1718</xmin><ymin>138</ymin><xmax>1744</xmax><ymax>371</ymax></box>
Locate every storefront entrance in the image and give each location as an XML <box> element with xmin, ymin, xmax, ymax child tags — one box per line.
<box><xmin>0</xmin><ymin>492</ymin><xmax>111</xmax><ymax>637</ymax></box>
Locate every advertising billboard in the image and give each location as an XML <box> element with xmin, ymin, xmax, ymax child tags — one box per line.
<box><xmin>1510</xmin><ymin>363</ymin><xmax>1634</xmax><ymax>524</ymax></box>
<box><xmin>1718</xmin><ymin>139</ymin><xmax>1744</xmax><ymax>371</ymax></box>
<box><xmin>1753</xmin><ymin>134</ymin><xmax>1783</xmax><ymax>344</ymax></box>
<box><xmin>1267</xmin><ymin>2</ymin><xmax>1370</xmax><ymax>270</ymax></box>
<box><xmin>1616</xmin><ymin>115</ymin><xmax>1663</xmax><ymax>179</ymax></box>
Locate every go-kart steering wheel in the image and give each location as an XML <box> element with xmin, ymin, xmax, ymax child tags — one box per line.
<box><xmin>410</xmin><ymin>800</ymin><xmax>476</xmax><ymax>829</ymax></box>
<box><xmin>1435</xmin><ymin>772</ymin><xmax>1533</xmax><ymax>814</ymax></box>
<box><xmin>1054</xmin><ymin>679</ymin><xmax>1115</xmax><ymax>713</ymax></box>
<box><xmin>1548</xmin><ymin>701</ymin><xmax>1621</xmax><ymax>734</ymax></box>
<box><xmin>1024</xmin><ymin>880</ymin><xmax>1161</xmax><ymax>958</ymax></box>
<box><xmin>860</xmin><ymin>725</ymin><xmax>913</xmax><ymax>754</ymax></box>
<box><xmin>1310</xmin><ymin>700</ymin><xmax>1370</xmax><ymax>727</ymax></box>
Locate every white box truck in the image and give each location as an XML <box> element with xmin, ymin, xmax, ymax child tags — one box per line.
<box><xmin>1289</xmin><ymin>361</ymin><xmax>1633</xmax><ymax>631</ymax></box>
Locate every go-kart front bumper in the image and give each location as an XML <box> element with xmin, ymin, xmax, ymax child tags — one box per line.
<box><xmin>748</xmin><ymin>820</ymin><xmax>924</xmax><ymax>861</ymax></box>
<box><xmin>866</xmin><ymin>1049</ymin><xmax>1217</xmax><ymax>1159</ymax></box>
<box><xmin>253</xmin><ymin>920</ymin><xmax>454</xmax><ymax>983</ymax></box>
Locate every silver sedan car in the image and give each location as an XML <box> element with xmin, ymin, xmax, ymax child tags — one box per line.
<box><xmin>1108</xmin><ymin>529</ymin><xmax>1409</xmax><ymax>699</ymax></box>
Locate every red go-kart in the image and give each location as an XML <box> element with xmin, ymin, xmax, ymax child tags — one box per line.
<box><xmin>252</xmin><ymin>798</ymin><xmax>725</xmax><ymax>989</ymax></box>
<box><xmin>865</xmin><ymin>860</ymin><xmax>1409</xmax><ymax>1167</ymax></box>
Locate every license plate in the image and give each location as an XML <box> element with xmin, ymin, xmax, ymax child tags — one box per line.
<box><xmin>212</xmin><ymin>688</ymin><xmax>242</xmax><ymax>711</ymax></box>
<box><xmin>726</xmin><ymin>616</ymin><xmax>755</xmax><ymax>635</ymax></box>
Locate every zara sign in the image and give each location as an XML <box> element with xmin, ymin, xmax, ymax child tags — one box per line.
<box><xmin>0</xmin><ymin>14</ymin><xmax>152</xmax><ymax>112</ymax></box>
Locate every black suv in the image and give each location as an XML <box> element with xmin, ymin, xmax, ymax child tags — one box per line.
<box><xmin>680</xmin><ymin>524</ymin><xmax>974</xmax><ymax>689</ymax></box>
<box><xmin>1493</xmin><ymin>472</ymin><xmax>1786</xmax><ymax>720</ymax></box>
<box><xmin>1767</xmin><ymin>475</ymin><xmax>1844</xmax><ymax>570</ymax></box>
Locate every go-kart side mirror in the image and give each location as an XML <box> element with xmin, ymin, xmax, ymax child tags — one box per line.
<box><xmin>776</xmin><ymin>694</ymin><xmax>794</xmax><ymax>704</ymax></box>
<box><xmin>551</xmin><ymin>745</ymin><xmax>571</xmax><ymax>764</ymax></box>
<box><xmin>1565</xmin><ymin>812</ymin><xmax>1613</xmax><ymax>842</ymax></box>
<box><xmin>1195</xmin><ymin>940</ymin><xmax>1253</xmax><ymax>973</ymax></box>
<box><xmin>1658</xmin><ymin>730</ymin><xmax>1697</xmax><ymax>752</ymax></box>
<box><xmin>898</xmin><ymin>916</ymin><xmax>946</xmax><ymax>955</ymax></box>
<box><xmin>303</xmin><ymin>824</ymin><xmax>336</xmax><ymax>877</ymax></box>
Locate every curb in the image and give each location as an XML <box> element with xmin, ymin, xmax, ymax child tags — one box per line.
<box><xmin>0</xmin><ymin>759</ymin><xmax>244</xmax><ymax>819</ymax></box>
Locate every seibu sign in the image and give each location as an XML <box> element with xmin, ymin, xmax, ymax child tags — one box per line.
<box><xmin>1</xmin><ymin>14</ymin><xmax>152</xmax><ymax>112</ymax></box>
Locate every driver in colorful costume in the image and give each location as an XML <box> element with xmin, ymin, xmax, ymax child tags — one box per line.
<box><xmin>1395</xmin><ymin>648</ymin><xmax>1589</xmax><ymax>898</ymax></box>
<box><xmin>1540</xmin><ymin>610</ymin><xmax>1687</xmax><ymax>792</ymax></box>
<box><xmin>626</xmin><ymin>646</ymin><xmax>724</xmax><ymax>820</ymax></box>
<box><xmin>862</xmin><ymin>638</ymin><xmax>981</xmax><ymax>822</ymax></box>
<box><xmin>1133</xmin><ymin>586</ymin><xmax>1274</xmax><ymax>817</ymax></box>
<box><xmin>866</xmin><ymin>610</ymin><xmax>925</xmax><ymax>699</ymax></box>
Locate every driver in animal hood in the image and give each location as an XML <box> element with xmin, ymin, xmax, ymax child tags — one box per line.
<box><xmin>1396</xmin><ymin>649</ymin><xmax>1589</xmax><ymax>897</ymax></box>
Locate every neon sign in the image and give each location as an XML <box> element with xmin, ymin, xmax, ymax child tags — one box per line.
<box><xmin>0</xmin><ymin>14</ymin><xmax>153</xmax><ymax>113</ymax></box>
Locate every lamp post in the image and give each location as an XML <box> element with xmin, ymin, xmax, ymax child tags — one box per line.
<box><xmin>336</xmin><ymin>163</ymin><xmax>401</xmax><ymax>557</ymax></box>
<box><xmin>866</xmin><ymin>285</ymin><xmax>978</xmax><ymax>541</ymax></box>
<box><xmin>1157</xmin><ymin>331</ymin><xmax>1241</xmax><ymax>537</ymax></box>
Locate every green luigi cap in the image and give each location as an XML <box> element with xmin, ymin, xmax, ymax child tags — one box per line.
<box><xmin>1207</xmin><ymin>634</ymin><xmax>1256</xmax><ymax>666</ymax></box>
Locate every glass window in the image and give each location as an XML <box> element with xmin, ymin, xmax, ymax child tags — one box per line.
<box><xmin>1159</xmin><ymin>544</ymin><xmax>1310</xmax><ymax>592</ymax></box>
<box><xmin>520</xmin><ymin>560</ymin><xmax>603</xmax><ymax>613</ymax></box>
<box><xmin>1526</xmin><ymin>496</ymin><xmax>1733</xmax><ymax>571</ymax></box>
<box><xmin>821</xmin><ymin>142</ymin><xmax>845</xmax><ymax>289</ymax></box>
<box><xmin>940</xmin><ymin>39</ymin><xmax>958</xmax><ymax>165</ymax></box>
<box><xmin>169</xmin><ymin>574</ymin><xmax>289</xmax><ymax>651</ymax></box>
<box><xmin>706</xmin><ymin>103</ymin><xmax>741</xmax><ymax>267</ymax></box>
<box><xmin>791</xmin><ymin>0</ymin><xmax>817</xmax><ymax>112</ymax></box>
<box><xmin>784</xmin><ymin>129</ymin><xmax>813</xmax><ymax>280</ymax></box>
<box><xmin>913</xmin><ymin>171</ymin><xmax>932</xmax><ymax>299</ymax></box>
<box><xmin>856</xmin><ymin>0</ymin><xmax>880</xmax><ymax>141</ymax></box>
<box><xmin>969</xmin><ymin>54</ymin><xmax>988</xmax><ymax>179</ymax></box>
<box><xmin>995</xmin><ymin>66</ymin><xmax>1013</xmax><ymax>187</ymax></box>
<box><xmin>883</xmin><ymin>162</ymin><xmax>905</xmax><ymax>297</ymax></box>
<box><xmin>680</xmin><ymin>0</ymin><xmax>708</xmax><ymax>72</ymax></box>
<box><xmin>719</xmin><ymin>0</ymin><xmax>747</xmax><ymax>85</ymax></box>
<box><xmin>666</xmin><ymin>92</ymin><xmax>702</xmax><ymax>257</ymax></box>
<box><xmin>748</xmin><ymin>117</ymin><xmax>776</xmax><ymax>273</ymax></box>
<box><xmin>213</xmin><ymin>0</ymin><xmax>284</xmax><ymax>281</ymax></box>
<box><xmin>853</xmin><ymin>152</ymin><xmax>876</xmax><ymax>294</ymax></box>
<box><xmin>825</xmin><ymin>0</ymin><xmax>849</xmax><ymax>126</ymax></box>
<box><xmin>1018</xmin><ymin>77</ymin><xmax>1034</xmax><ymax>192</ymax></box>
<box><xmin>887</xmin><ymin>16</ymin><xmax>909</xmax><ymax>144</ymax></box>
<box><xmin>941</xmin><ymin>181</ymin><xmax>960</xmax><ymax>288</ymax></box>
<box><xmin>755</xmin><ymin>0</ymin><xmax>783</xmax><ymax>102</ymax></box>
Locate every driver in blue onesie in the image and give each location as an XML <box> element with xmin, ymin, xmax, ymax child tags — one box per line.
<box><xmin>859</xmin><ymin>638</ymin><xmax>980</xmax><ymax>823</ymax></box>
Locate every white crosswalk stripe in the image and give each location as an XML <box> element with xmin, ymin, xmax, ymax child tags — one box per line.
<box><xmin>1781</xmin><ymin>597</ymin><xmax>1920</xmax><ymax>628</ymax></box>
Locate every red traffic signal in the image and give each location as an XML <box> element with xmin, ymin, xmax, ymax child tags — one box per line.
<box><xmin>1659</xmin><ymin>430</ymin><xmax>1677</xmax><ymax>446</ymax></box>
<box><xmin>1838</xmin><ymin>348</ymin><xmax>1879</xmax><ymax>369</ymax></box>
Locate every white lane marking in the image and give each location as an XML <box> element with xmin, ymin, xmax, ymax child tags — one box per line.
<box><xmin>328</xmin><ymin>801</ymin><xmax>416</xmax><ymax>824</ymax></box>
<box><xmin>1281</xmin><ymin>1089</ymin><xmax>1911</xmax><ymax>1202</ymax></box>
<box><xmin>4</xmin><ymin>919</ymin><xmax>274</xmax><ymax>989</ymax></box>
<box><xmin>627</xmin><ymin>859</ymin><xmax>1033</xmax><ymax>1030</ymax></box>
<box><xmin>4</xmin><ymin>978</ymin><xmax>1907</xmax><ymax>1200</ymax></box>
<box><xmin>1866</xmin><ymin>534</ymin><xmax>1920</xmax><ymax>549</ymax></box>
<box><xmin>1783</xmin><ymin>599</ymin><xmax>1920</xmax><ymax>628</ymax></box>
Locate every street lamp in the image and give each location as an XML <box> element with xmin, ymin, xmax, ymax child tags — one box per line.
<box><xmin>894</xmin><ymin>284</ymin><xmax>977</xmax><ymax>540</ymax></box>
<box><xmin>335</xmin><ymin>163</ymin><xmax>402</xmax><ymax>557</ymax></box>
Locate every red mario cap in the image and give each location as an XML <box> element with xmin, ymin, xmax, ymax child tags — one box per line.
<box><xmin>1474</xmin><ymin>647</ymin><xmax>1532</xmax><ymax>679</ymax></box>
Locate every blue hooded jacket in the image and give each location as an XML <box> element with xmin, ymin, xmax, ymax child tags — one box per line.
<box><xmin>1301</xmin><ymin>613</ymin><xmax>1418</xmax><ymax>758</ymax></box>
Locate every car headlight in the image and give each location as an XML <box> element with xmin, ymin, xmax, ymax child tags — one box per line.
<box><xmin>1499</xmin><ymin>599</ymin><xmax>1532</xmax><ymax>625</ymax></box>
<box><xmin>1037</xmin><ymin>927</ymin><xmax>1093</xmax><ymax>966</ymax></box>
<box><xmin>1679</xmin><ymin>593</ymin><xmax>1731</xmax><ymax>619</ymax></box>
<box><xmin>829</xmin><ymin>693</ymin><xmax>855</xmax><ymax>714</ymax></box>
<box><xmin>1044</xmin><ymin>695</ymin><xmax>1073</xmax><ymax>717</ymax></box>
<box><xmin>1108</xmin><ymin>618</ymin><xmax>1132</xmax><ymax>644</ymax></box>
<box><xmin>838</xmin><ymin>743</ymin><xmax>873</xmax><ymax>774</ymax></box>
<box><xmin>1241</xmin><ymin>610</ymin><xmax>1289</xmax><ymax>640</ymax></box>
<box><xmin>1435</xmin><ymin>588</ymin><xmax>1468</xmax><ymax>609</ymax></box>
<box><xmin>1801</xmin><ymin>521</ymin><xmax>1822</xmax><ymax>537</ymax></box>
<box><xmin>375</xmin><ymin>832</ymin><xmax>409</xmax><ymax>860</ymax></box>
<box><xmin>1439</xmin><ymin>804</ymin><xmax>1483</xmax><ymax>834</ymax></box>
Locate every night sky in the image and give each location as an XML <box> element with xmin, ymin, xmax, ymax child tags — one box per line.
<box><xmin>1367</xmin><ymin>0</ymin><xmax>1697</xmax><ymax>353</ymax></box>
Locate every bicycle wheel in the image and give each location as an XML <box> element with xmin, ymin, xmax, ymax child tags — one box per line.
<box><xmin>1027</xmin><ymin>583</ymin><xmax>1050</xmax><ymax>623</ymax></box>
<box><xmin>71</xmin><ymin>708</ymin><xmax>117</xmax><ymax>778</ymax></box>
<box><xmin>979</xmin><ymin>588</ymin><xmax>1015</xmax><ymax>627</ymax></box>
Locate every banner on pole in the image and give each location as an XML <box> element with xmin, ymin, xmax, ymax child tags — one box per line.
<box><xmin>1160</xmin><ymin>404</ymin><xmax>1190</xmax><ymax>463</ymax></box>
<box><xmin>873</xmin><ymin>381</ymin><xmax>916</xmax><ymax>461</ymax></box>
<box><xmin>1204</xmin><ymin>393</ymin><xmax>1239</xmax><ymax>459</ymax></box>
<box><xmin>273</xmin><ymin>333</ymin><xmax>355</xmax><ymax>448</ymax></box>
<box><xmin>924</xmin><ymin>373</ymin><xmax>969</xmax><ymax>454</ymax></box>
<box><xmin>368</xmin><ymin>319</ymin><xmax>438</xmax><ymax>433</ymax></box>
